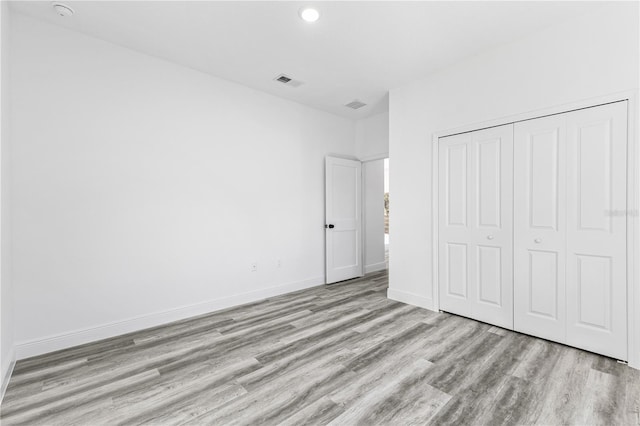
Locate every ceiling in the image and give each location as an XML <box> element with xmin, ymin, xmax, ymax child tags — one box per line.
<box><xmin>10</xmin><ymin>1</ymin><xmax>609</xmax><ymax>119</ymax></box>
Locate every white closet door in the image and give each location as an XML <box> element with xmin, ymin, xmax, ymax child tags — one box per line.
<box><xmin>565</xmin><ymin>102</ymin><xmax>627</xmax><ymax>360</ymax></box>
<box><xmin>514</xmin><ymin>115</ymin><xmax>567</xmax><ymax>343</ymax></box>
<box><xmin>438</xmin><ymin>125</ymin><xmax>513</xmax><ymax>329</ymax></box>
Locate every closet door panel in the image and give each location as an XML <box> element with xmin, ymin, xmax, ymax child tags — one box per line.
<box><xmin>446</xmin><ymin>143</ymin><xmax>469</xmax><ymax>227</ymax></box>
<box><xmin>477</xmin><ymin>245</ymin><xmax>502</xmax><ymax>306</ymax></box>
<box><xmin>527</xmin><ymin>250</ymin><xmax>560</xmax><ymax>318</ymax></box>
<box><xmin>439</xmin><ymin>125</ymin><xmax>513</xmax><ymax>329</ymax></box>
<box><xmin>514</xmin><ymin>115</ymin><xmax>566</xmax><ymax>343</ymax></box>
<box><xmin>439</xmin><ymin>133</ymin><xmax>474</xmax><ymax>315</ymax></box>
<box><xmin>446</xmin><ymin>242</ymin><xmax>469</xmax><ymax>299</ymax></box>
<box><xmin>566</xmin><ymin>101</ymin><xmax>627</xmax><ymax>360</ymax></box>
<box><xmin>472</xmin><ymin>127</ymin><xmax>513</xmax><ymax>328</ymax></box>
<box><xmin>477</xmin><ymin>137</ymin><xmax>502</xmax><ymax>228</ymax></box>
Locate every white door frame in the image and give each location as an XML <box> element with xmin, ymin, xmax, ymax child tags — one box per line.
<box><xmin>358</xmin><ymin>154</ymin><xmax>389</xmax><ymax>279</ymax></box>
<box><xmin>361</xmin><ymin>156</ymin><xmax>389</xmax><ymax>276</ymax></box>
<box><xmin>326</xmin><ymin>154</ymin><xmax>388</xmax><ymax>283</ymax></box>
<box><xmin>430</xmin><ymin>90</ymin><xmax>639</xmax><ymax>368</ymax></box>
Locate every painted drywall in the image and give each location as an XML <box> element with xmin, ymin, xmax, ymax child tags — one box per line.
<box><xmin>0</xmin><ymin>0</ymin><xmax>14</xmax><ymax>398</ymax></box>
<box><xmin>363</xmin><ymin>159</ymin><xmax>385</xmax><ymax>273</ymax></box>
<box><xmin>388</xmin><ymin>3</ymin><xmax>639</xmax><ymax>310</ymax></box>
<box><xmin>10</xmin><ymin>14</ymin><xmax>355</xmax><ymax>357</ymax></box>
<box><xmin>356</xmin><ymin>111</ymin><xmax>389</xmax><ymax>161</ymax></box>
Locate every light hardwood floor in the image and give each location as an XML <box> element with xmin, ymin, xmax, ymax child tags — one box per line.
<box><xmin>1</xmin><ymin>270</ymin><xmax>639</xmax><ymax>425</ymax></box>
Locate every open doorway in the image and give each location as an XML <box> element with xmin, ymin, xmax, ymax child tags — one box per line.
<box><xmin>384</xmin><ymin>158</ymin><xmax>389</xmax><ymax>268</ymax></box>
<box><xmin>363</xmin><ymin>159</ymin><xmax>387</xmax><ymax>274</ymax></box>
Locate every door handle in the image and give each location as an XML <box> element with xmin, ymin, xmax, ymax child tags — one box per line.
<box><xmin>325</xmin><ymin>224</ymin><xmax>335</xmax><ymax>229</ymax></box>
<box><xmin>487</xmin><ymin>235</ymin><xmax>494</xmax><ymax>240</ymax></box>
<box><xmin>534</xmin><ymin>238</ymin><xmax>541</xmax><ymax>244</ymax></box>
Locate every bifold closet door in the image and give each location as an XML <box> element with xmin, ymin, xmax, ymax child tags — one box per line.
<box><xmin>565</xmin><ymin>102</ymin><xmax>627</xmax><ymax>360</ymax></box>
<box><xmin>438</xmin><ymin>125</ymin><xmax>514</xmax><ymax>329</ymax></box>
<box><xmin>513</xmin><ymin>114</ymin><xmax>567</xmax><ymax>343</ymax></box>
<box><xmin>514</xmin><ymin>101</ymin><xmax>628</xmax><ymax>360</ymax></box>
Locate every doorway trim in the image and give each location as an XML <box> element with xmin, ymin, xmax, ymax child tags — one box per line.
<box><xmin>361</xmin><ymin>157</ymin><xmax>389</xmax><ymax>275</ymax></box>
<box><xmin>430</xmin><ymin>90</ymin><xmax>639</xmax><ymax>368</ymax></box>
<box><xmin>358</xmin><ymin>152</ymin><xmax>389</xmax><ymax>162</ymax></box>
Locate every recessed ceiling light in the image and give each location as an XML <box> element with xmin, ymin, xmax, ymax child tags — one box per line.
<box><xmin>299</xmin><ymin>7</ymin><xmax>320</xmax><ymax>23</ymax></box>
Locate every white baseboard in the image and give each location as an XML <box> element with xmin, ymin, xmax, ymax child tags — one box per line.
<box><xmin>1</xmin><ymin>347</ymin><xmax>16</xmax><ymax>405</ymax></box>
<box><xmin>15</xmin><ymin>276</ymin><xmax>324</xmax><ymax>360</ymax></box>
<box><xmin>364</xmin><ymin>262</ymin><xmax>387</xmax><ymax>274</ymax></box>
<box><xmin>387</xmin><ymin>288</ymin><xmax>435</xmax><ymax>311</ymax></box>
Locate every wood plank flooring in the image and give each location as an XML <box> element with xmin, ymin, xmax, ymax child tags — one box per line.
<box><xmin>2</xmin><ymin>270</ymin><xmax>639</xmax><ymax>425</ymax></box>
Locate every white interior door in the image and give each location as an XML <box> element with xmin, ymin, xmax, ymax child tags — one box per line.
<box><xmin>514</xmin><ymin>114</ymin><xmax>567</xmax><ymax>343</ymax></box>
<box><xmin>438</xmin><ymin>124</ymin><xmax>514</xmax><ymax>329</ymax></box>
<box><xmin>325</xmin><ymin>157</ymin><xmax>363</xmax><ymax>284</ymax></box>
<box><xmin>565</xmin><ymin>102</ymin><xmax>627</xmax><ymax>360</ymax></box>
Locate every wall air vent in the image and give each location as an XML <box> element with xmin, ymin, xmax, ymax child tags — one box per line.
<box><xmin>274</xmin><ymin>74</ymin><xmax>303</xmax><ymax>88</ymax></box>
<box><xmin>345</xmin><ymin>100</ymin><xmax>367</xmax><ymax>110</ymax></box>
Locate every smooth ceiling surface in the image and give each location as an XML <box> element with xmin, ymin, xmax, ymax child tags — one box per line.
<box><xmin>10</xmin><ymin>1</ymin><xmax>610</xmax><ymax>118</ymax></box>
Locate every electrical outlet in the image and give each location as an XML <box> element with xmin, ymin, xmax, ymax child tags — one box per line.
<box><xmin>277</xmin><ymin>259</ymin><xmax>282</xmax><ymax>268</ymax></box>
<box><xmin>251</xmin><ymin>263</ymin><xmax>257</xmax><ymax>272</ymax></box>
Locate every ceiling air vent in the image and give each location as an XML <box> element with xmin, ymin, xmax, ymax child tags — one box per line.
<box><xmin>274</xmin><ymin>74</ymin><xmax>303</xmax><ymax>88</ymax></box>
<box><xmin>345</xmin><ymin>100</ymin><xmax>367</xmax><ymax>110</ymax></box>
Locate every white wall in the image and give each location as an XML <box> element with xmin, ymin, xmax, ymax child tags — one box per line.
<box><xmin>388</xmin><ymin>3</ymin><xmax>639</xmax><ymax>309</ymax></box>
<box><xmin>0</xmin><ymin>0</ymin><xmax>14</xmax><ymax>399</ymax></box>
<box><xmin>10</xmin><ymin>14</ymin><xmax>355</xmax><ymax>357</ymax></box>
<box><xmin>363</xmin><ymin>159</ymin><xmax>385</xmax><ymax>273</ymax></box>
<box><xmin>356</xmin><ymin>111</ymin><xmax>389</xmax><ymax>161</ymax></box>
